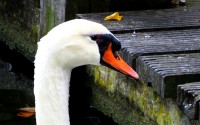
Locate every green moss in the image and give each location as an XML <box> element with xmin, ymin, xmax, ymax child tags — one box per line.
<box><xmin>0</xmin><ymin>0</ymin><xmax>39</xmax><ymax>61</ymax></box>
<box><xmin>31</xmin><ymin>24</ymin><xmax>40</xmax><ymax>43</ymax></box>
<box><xmin>45</xmin><ymin>4</ymin><xmax>56</xmax><ymax>34</ymax></box>
<box><xmin>93</xmin><ymin>66</ymin><xmax>118</xmax><ymax>93</ymax></box>
<box><xmin>87</xmin><ymin>65</ymin><xmax>191</xmax><ymax>125</ymax></box>
<box><xmin>90</xmin><ymin>83</ymin><xmax>154</xmax><ymax>125</ymax></box>
<box><xmin>0</xmin><ymin>17</ymin><xmax>37</xmax><ymax>61</ymax></box>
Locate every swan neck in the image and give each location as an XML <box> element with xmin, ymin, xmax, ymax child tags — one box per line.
<box><xmin>34</xmin><ymin>62</ymin><xmax>71</xmax><ymax>125</ymax></box>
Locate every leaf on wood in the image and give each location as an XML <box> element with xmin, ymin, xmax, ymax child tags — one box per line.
<box><xmin>104</xmin><ymin>12</ymin><xmax>123</xmax><ymax>21</ymax></box>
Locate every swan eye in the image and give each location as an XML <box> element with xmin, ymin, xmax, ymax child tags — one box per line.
<box><xmin>90</xmin><ymin>35</ymin><xmax>99</xmax><ymax>41</ymax></box>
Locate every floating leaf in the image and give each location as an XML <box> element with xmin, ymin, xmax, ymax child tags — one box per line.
<box><xmin>104</xmin><ymin>12</ymin><xmax>123</xmax><ymax>21</ymax></box>
<box><xmin>17</xmin><ymin>112</ymin><xmax>35</xmax><ymax>118</ymax></box>
<box><xmin>17</xmin><ymin>107</ymin><xmax>35</xmax><ymax>118</ymax></box>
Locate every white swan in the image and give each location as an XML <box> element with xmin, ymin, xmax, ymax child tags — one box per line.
<box><xmin>32</xmin><ymin>19</ymin><xmax>139</xmax><ymax>125</ymax></box>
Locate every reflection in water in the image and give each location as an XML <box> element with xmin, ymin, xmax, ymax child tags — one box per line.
<box><xmin>0</xmin><ymin>42</ymin><xmax>117</xmax><ymax>125</ymax></box>
<box><xmin>0</xmin><ymin>108</ymin><xmax>117</xmax><ymax>125</ymax></box>
<box><xmin>0</xmin><ymin>118</ymin><xmax>36</xmax><ymax>125</ymax></box>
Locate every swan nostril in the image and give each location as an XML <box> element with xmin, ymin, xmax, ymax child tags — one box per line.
<box><xmin>116</xmin><ymin>56</ymin><xmax>120</xmax><ymax>60</ymax></box>
<box><xmin>113</xmin><ymin>52</ymin><xmax>120</xmax><ymax>60</ymax></box>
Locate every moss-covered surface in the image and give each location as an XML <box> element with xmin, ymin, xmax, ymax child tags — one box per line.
<box><xmin>0</xmin><ymin>17</ymin><xmax>38</xmax><ymax>61</ymax></box>
<box><xmin>45</xmin><ymin>3</ymin><xmax>56</xmax><ymax>34</ymax></box>
<box><xmin>86</xmin><ymin>65</ymin><xmax>196</xmax><ymax>125</ymax></box>
<box><xmin>40</xmin><ymin>0</ymin><xmax>66</xmax><ymax>37</ymax></box>
<box><xmin>91</xmin><ymin>84</ymin><xmax>156</xmax><ymax>125</ymax></box>
<box><xmin>0</xmin><ymin>0</ymin><xmax>39</xmax><ymax>61</ymax></box>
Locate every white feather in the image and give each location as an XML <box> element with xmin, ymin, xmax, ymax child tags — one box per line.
<box><xmin>34</xmin><ymin>19</ymin><xmax>112</xmax><ymax>125</ymax></box>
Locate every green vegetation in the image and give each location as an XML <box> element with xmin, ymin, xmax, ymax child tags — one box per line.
<box><xmin>87</xmin><ymin>65</ymin><xmax>189</xmax><ymax>125</ymax></box>
<box><xmin>45</xmin><ymin>4</ymin><xmax>56</xmax><ymax>34</ymax></box>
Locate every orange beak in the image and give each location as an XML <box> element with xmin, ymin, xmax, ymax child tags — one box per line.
<box><xmin>102</xmin><ymin>43</ymin><xmax>139</xmax><ymax>79</ymax></box>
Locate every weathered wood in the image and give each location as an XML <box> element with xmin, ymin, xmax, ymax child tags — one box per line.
<box><xmin>76</xmin><ymin>0</ymin><xmax>200</xmax><ymax>123</ymax></box>
<box><xmin>177</xmin><ymin>82</ymin><xmax>200</xmax><ymax>120</ymax></box>
<box><xmin>117</xmin><ymin>29</ymin><xmax>200</xmax><ymax>67</ymax></box>
<box><xmin>77</xmin><ymin>2</ymin><xmax>200</xmax><ymax>69</ymax></box>
<box><xmin>137</xmin><ymin>53</ymin><xmax>200</xmax><ymax>98</ymax></box>
<box><xmin>40</xmin><ymin>0</ymin><xmax>66</xmax><ymax>36</ymax></box>
<box><xmin>77</xmin><ymin>0</ymin><xmax>200</xmax><ymax>33</ymax></box>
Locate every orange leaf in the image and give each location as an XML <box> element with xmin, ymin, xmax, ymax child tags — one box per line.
<box><xmin>17</xmin><ymin>112</ymin><xmax>35</xmax><ymax>118</ymax></box>
<box><xmin>17</xmin><ymin>107</ymin><xmax>35</xmax><ymax>118</ymax></box>
<box><xmin>104</xmin><ymin>12</ymin><xmax>123</xmax><ymax>21</ymax></box>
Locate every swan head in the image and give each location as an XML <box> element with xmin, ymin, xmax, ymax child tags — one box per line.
<box><xmin>37</xmin><ymin>19</ymin><xmax>139</xmax><ymax>79</ymax></box>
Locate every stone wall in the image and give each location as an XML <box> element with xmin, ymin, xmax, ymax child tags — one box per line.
<box><xmin>0</xmin><ymin>0</ymin><xmax>39</xmax><ymax>61</ymax></box>
<box><xmin>86</xmin><ymin>65</ymin><xmax>195</xmax><ymax>125</ymax></box>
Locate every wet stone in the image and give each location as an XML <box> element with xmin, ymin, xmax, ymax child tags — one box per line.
<box><xmin>0</xmin><ymin>59</ymin><xmax>33</xmax><ymax>92</ymax></box>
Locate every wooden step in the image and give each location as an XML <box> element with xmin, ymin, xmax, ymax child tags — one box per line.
<box><xmin>77</xmin><ymin>0</ymin><xmax>200</xmax><ymax>123</ymax></box>
<box><xmin>137</xmin><ymin>53</ymin><xmax>200</xmax><ymax>98</ymax></box>
<box><xmin>77</xmin><ymin>1</ymin><xmax>200</xmax><ymax>33</ymax></box>
<box><xmin>117</xmin><ymin>29</ymin><xmax>200</xmax><ymax>67</ymax></box>
<box><xmin>177</xmin><ymin>82</ymin><xmax>200</xmax><ymax>121</ymax></box>
<box><xmin>78</xmin><ymin>3</ymin><xmax>200</xmax><ymax>99</ymax></box>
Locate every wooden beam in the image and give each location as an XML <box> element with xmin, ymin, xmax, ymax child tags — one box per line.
<box><xmin>137</xmin><ymin>53</ymin><xmax>200</xmax><ymax>98</ymax></box>
<box><xmin>77</xmin><ymin>2</ymin><xmax>200</xmax><ymax>33</ymax></box>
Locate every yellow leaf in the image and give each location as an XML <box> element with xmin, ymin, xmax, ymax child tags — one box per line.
<box><xmin>104</xmin><ymin>12</ymin><xmax>123</xmax><ymax>21</ymax></box>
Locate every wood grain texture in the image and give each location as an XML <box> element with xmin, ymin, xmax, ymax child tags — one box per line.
<box><xmin>137</xmin><ymin>53</ymin><xmax>200</xmax><ymax>98</ymax></box>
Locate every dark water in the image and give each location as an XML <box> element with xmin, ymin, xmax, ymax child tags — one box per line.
<box><xmin>0</xmin><ymin>41</ymin><xmax>117</xmax><ymax>125</ymax></box>
<box><xmin>0</xmin><ymin>107</ymin><xmax>117</xmax><ymax>125</ymax></box>
<box><xmin>0</xmin><ymin>118</ymin><xmax>36</xmax><ymax>125</ymax></box>
<box><xmin>0</xmin><ymin>107</ymin><xmax>118</xmax><ymax>125</ymax></box>
<box><xmin>70</xmin><ymin>66</ymin><xmax>118</xmax><ymax>125</ymax></box>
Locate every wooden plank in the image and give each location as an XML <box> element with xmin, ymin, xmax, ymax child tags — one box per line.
<box><xmin>177</xmin><ymin>82</ymin><xmax>200</xmax><ymax>120</ymax></box>
<box><xmin>77</xmin><ymin>1</ymin><xmax>200</xmax><ymax>33</ymax></box>
<box><xmin>136</xmin><ymin>53</ymin><xmax>200</xmax><ymax>98</ymax></box>
<box><xmin>117</xmin><ymin>29</ymin><xmax>200</xmax><ymax>67</ymax></box>
<box><xmin>79</xmin><ymin>11</ymin><xmax>200</xmax><ymax>99</ymax></box>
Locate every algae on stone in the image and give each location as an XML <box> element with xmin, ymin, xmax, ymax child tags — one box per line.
<box><xmin>0</xmin><ymin>0</ymin><xmax>40</xmax><ymax>61</ymax></box>
<box><xmin>86</xmin><ymin>65</ymin><xmax>192</xmax><ymax>125</ymax></box>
